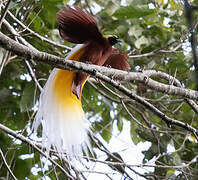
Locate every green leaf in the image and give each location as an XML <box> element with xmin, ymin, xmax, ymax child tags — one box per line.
<box><xmin>0</xmin><ymin>88</ymin><xmax>10</xmax><ymax>104</ymax></box>
<box><xmin>28</xmin><ymin>12</ymin><xmax>45</xmax><ymax>34</ymax></box>
<box><xmin>134</xmin><ymin>35</ymin><xmax>150</xmax><ymax>49</ymax></box>
<box><xmin>37</xmin><ymin>0</ymin><xmax>63</xmax><ymax>29</ymax></box>
<box><xmin>143</xmin><ymin>144</ymin><xmax>158</xmax><ymax>162</ymax></box>
<box><xmin>63</xmin><ymin>0</ymin><xmax>69</xmax><ymax>5</ymax></box>
<box><xmin>114</xmin><ymin>5</ymin><xmax>155</xmax><ymax>19</ymax></box>
<box><xmin>101</xmin><ymin>122</ymin><xmax>113</xmax><ymax>143</ymax></box>
<box><xmin>106</xmin><ymin>1</ymin><xmax>119</xmax><ymax>15</ymax></box>
<box><xmin>129</xmin><ymin>123</ymin><xmax>137</xmax><ymax>145</ymax></box>
<box><xmin>166</xmin><ymin>170</ymin><xmax>176</xmax><ymax>179</ymax></box>
<box><xmin>171</xmin><ymin>152</ymin><xmax>182</xmax><ymax>166</ymax></box>
<box><xmin>20</xmin><ymin>82</ymin><xmax>35</xmax><ymax>112</ymax></box>
<box><xmin>117</xmin><ymin>117</ymin><xmax>123</xmax><ymax>132</ymax></box>
<box><xmin>128</xmin><ymin>25</ymin><xmax>144</xmax><ymax>38</ymax></box>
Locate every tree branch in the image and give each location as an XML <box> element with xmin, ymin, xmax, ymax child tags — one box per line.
<box><xmin>0</xmin><ymin>31</ymin><xmax>198</xmax><ymax>101</ymax></box>
<box><xmin>0</xmin><ymin>31</ymin><xmax>197</xmax><ymax>138</ymax></box>
<box><xmin>2</xmin><ymin>19</ymin><xmax>43</xmax><ymax>91</ymax></box>
<box><xmin>0</xmin><ymin>148</ymin><xmax>17</xmax><ymax>180</ymax></box>
<box><xmin>94</xmin><ymin>71</ymin><xmax>198</xmax><ymax>138</ymax></box>
<box><xmin>183</xmin><ymin>0</ymin><xmax>198</xmax><ymax>89</ymax></box>
<box><xmin>6</xmin><ymin>9</ymin><xmax>71</xmax><ymax>50</ymax></box>
<box><xmin>0</xmin><ymin>0</ymin><xmax>11</xmax><ymax>28</ymax></box>
<box><xmin>0</xmin><ymin>123</ymin><xmax>77</xmax><ymax>179</ymax></box>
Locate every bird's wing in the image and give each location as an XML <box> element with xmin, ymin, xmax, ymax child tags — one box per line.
<box><xmin>56</xmin><ymin>5</ymin><xmax>103</xmax><ymax>44</ymax></box>
<box><xmin>103</xmin><ymin>48</ymin><xmax>130</xmax><ymax>71</ymax></box>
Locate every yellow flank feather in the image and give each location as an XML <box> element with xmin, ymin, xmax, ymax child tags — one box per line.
<box><xmin>53</xmin><ymin>46</ymin><xmax>85</xmax><ymax>108</ymax></box>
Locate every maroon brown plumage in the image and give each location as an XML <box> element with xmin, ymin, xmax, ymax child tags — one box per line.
<box><xmin>56</xmin><ymin>5</ymin><xmax>102</xmax><ymax>44</ymax></box>
<box><xmin>104</xmin><ymin>48</ymin><xmax>130</xmax><ymax>71</ymax></box>
<box><xmin>56</xmin><ymin>6</ymin><xmax>130</xmax><ymax>99</ymax></box>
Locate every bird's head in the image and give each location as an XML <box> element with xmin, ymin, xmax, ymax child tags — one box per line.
<box><xmin>106</xmin><ymin>35</ymin><xmax>122</xmax><ymax>45</ymax></box>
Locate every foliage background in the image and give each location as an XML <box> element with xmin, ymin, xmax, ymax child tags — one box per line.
<box><xmin>0</xmin><ymin>0</ymin><xmax>198</xmax><ymax>179</ymax></box>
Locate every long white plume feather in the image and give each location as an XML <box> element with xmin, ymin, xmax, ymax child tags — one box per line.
<box><xmin>33</xmin><ymin>44</ymin><xmax>90</xmax><ymax>158</ymax></box>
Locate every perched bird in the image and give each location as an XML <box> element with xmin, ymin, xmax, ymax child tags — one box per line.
<box><xmin>33</xmin><ymin>5</ymin><xmax>130</xmax><ymax>157</ymax></box>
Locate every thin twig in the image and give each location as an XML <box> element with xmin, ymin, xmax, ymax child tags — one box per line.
<box><xmin>0</xmin><ymin>0</ymin><xmax>11</xmax><ymax>28</ymax></box>
<box><xmin>0</xmin><ymin>123</ymin><xmax>76</xmax><ymax>179</ymax></box>
<box><xmin>183</xmin><ymin>0</ymin><xmax>198</xmax><ymax>89</ymax></box>
<box><xmin>6</xmin><ymin>9</ymin><xmax>71</xmax><ymax>50</ymax></box>
<box><xmin>90</xmin><ymin>134</ymin><xmax>134</xmax><ymax>179</ymax></box>
<box><xmin>84</xmin><ymin>0</ymin><xmax>94</xmax><ymax>15</ymax></box>
<box><xmin>88</xmin><ymin>80</ymin><xmax>120</xmax><ymax>103</ymax></box>
<box><xmin>129</xmin><ymin>44</ymin><xmax>182</xmax><ymax>59</ymax></box>
<box><xmin>84</xmin><ymin>153</ymin><xmax>198</xmax><ymax>170</ymax></box>
<box><xmin>0</xmin><ymin>148</ymin><xmax>17</xmax><ymax>180</ymax></box>
<box><xmin>0</xmin><ymin>50</ymin><xmax>9</xmax><ymax>76</ymax></box>
<box><xmin>3</xmin><ymin>19</ymin><xmax>43</xmax><ymax>91</ymax></box>
<box><xmin>25</xmin><ymin>60</ymin><xmax>43</xmax><ymax>91</ymax></box>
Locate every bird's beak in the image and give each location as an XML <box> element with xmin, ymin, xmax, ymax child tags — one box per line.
<box><xmin>117</xmin><ymin>39</ymin><xmax>122</xmax><ymax>44</ymax></box>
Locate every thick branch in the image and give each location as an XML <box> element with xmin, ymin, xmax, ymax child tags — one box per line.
<box><xmin>0</xmin><ymin>32</ymin><xmax>198</xmax><ymax>101</ymax></box>
<box><xmin>0</xmin><ymin>32</ymin><xmax>198</xmax><ymax>137</ymax></box>
<box><xmin>94</xmin><ymin>71</ymin><xmax>198</xmax><ymax>138</ymax></box>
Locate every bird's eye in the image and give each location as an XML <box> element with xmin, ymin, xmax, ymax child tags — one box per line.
<box><xmin>108</xmin><ymin>36</ymin><xmax>121</xmax><ymax>45</ymax></box>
